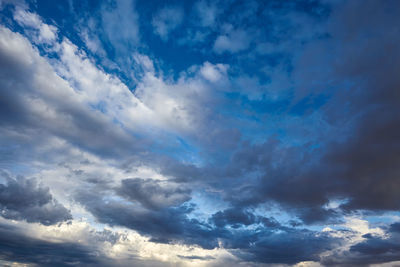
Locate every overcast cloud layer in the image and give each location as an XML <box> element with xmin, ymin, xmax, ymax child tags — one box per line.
<box><xmin>0</xmin><ymin>0</ymin><xmax>400</xmax><ymax>266</ymax></box>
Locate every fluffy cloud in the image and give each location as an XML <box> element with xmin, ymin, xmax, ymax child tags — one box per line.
<box><xmin>322</xmin><ymin>222</ymin><xmax>400</xmax><ymax>266</ymax></box>
<box><xmin>0</xmin><ymin>25</ymin><xmax>138</xmax><ymax>158</ymax></box>
<box><xmin>0</xmin><ymin>171</ymin><xmax>71</xmax><ymax>225</ymax></box>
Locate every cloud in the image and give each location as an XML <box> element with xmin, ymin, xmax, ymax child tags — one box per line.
<box><xmin>199</xmin><ymin>61</ymin><xmax>228</xmax><ymax>82</ymax></box>
<box><xmin>78</xmin><ymin>18</ymin><xmax>107</xmax><ymax>57</ymax></box>
<box><xmin>235</xmin><ymin>229</ymin><xmax>340</xmax><ymax>265</ymax></box>
<box><xmin>179</xmin><ymin>0</ymin><xmax>400</xmax><ymax>227</ymax></box>
<box><xmin>178</xmin><ymin>255</ymin><xmax>215</xmax><ymax>260</ymax></box>
<box><xmin>74</xmin><ymin>177</ymin><xmax>344</xmax><ymax>265</ymax></box>
<box><xmin>213</xmin><ymin>27</ymin><xmax>250</xmax><ymax>54</ymax></box>
<box><xmin>13</xmin><ymin>6</ymin><xmax>57</xmax><ymax>43</ymax></box>
<box><xmin>272</xmin><ymin>0</ymin><xmax>400</xmax><ymax>214</ymax></box>
<box><xmin>152</xmin><ymin>5</ymin><xmax>184</xmax><ymax>41</ymax></box>
<box><xmin>0</xmin><ymin>25</ymin><xmax>140</xmax><ymax>158</ymax></box>
<box><xmin>0</xmin><ymin>0</ymin><xmax>400</xmax><ymax>266</ymax></box>
<box><xmin>194</xmin><ymin>0</ymin><xmax>220</xmax><ymax>28</ymax></box>
<box><xmin>117</xmin><ymin>178</ymin><xmax>191</xmax><ymax>210</ymax></box>
<box><xmin>322</xmin><ymin>222</ymin><xmax>400</xmax><ymax>266</ymax></box>
<box><xmin>210</xmin><ymin>208</ymin><xmax>257</xmax><ymax>228</ymax></box>
<box><xmin>0</xmin><ymin>223</ymin><xmax>102</xmax><ymax>267</ymax></box>
<box><xmin>75</xmin><ymin>190</ymin><xmax>221</xmax><ymax>249</ymax></box>
<box><xmin>100</xmin><ymin>0</ymin><xmax>140</xmax><ymax>51</ymax></box>
<box><xmin>0</xmin><ymin>171</ymin><xmax>71</xmax><ymax>225</ymax></box>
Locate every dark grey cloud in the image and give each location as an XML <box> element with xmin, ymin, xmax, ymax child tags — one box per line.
<box><xmin>390</xmin><ymin>223</ymin><xmax>400</xmax><ymax>233</ymax></box>
<box><xmin>235</xmin><ymin>229</ymin><xmax>340</xmax><ymax>265</ymax></box>
<box><xmin>153</xmin><ymin>0</ymin><xmax>400</xmax><ymax>228</ymax></box>
<box><xmin>76</xmin><ymin>179</ymin><xmax>343</xmax><ymax>265</ymax></box>
<box><xmin>210</xmin><ymin>208</ymin><xmax>257</xmax><ymax>228</ymax></box>
<box><xmin>76</xmin><ymin>188</ymin><xmax>222</xmax><ymax>249</ymax></box>
<box><xmin>323</xmin><ymin>222</ymin><xmax>400</xmax><ymax>266</ymax></box>
<box><xmin>177</xmin><ymin>255</ymin><xmax>215</xmax><ymax>261</ymax></box>
<box><xmin>101</xmin><ymin>1</ymin><xmax>400</xmax><ymax>264</ymax></box>
<box><xmin>0</xmin><ymin>171</ymin><xmax>71</xmax><ymax>225</ymax></box>
<box><xmin>275</xmin><ymin>0</ymin><xmax>400</xmax><ymax>215</ymax></box>
<box><xmin>350</xmin><ymin>237</ymin><xmax>400</xmax><ymax>262</ymax></box>
<box><xmin>0</xmin><ymin>222</ymin><xmax>166</xmax><ymax>267</ymax></box>
<box><xmin>0</xmin><ymin>223</ymin><xmax>100</xmax><ymax>267</ymax></box>
<box><xmin>117</xmin><ymin>178</ymin><xmax>191</xmax><ymax>210</ymax></box>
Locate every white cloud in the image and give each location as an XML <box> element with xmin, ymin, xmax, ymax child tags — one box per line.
<box><xmin>319</xmin><ymin>216</ymin><xmax>386</xmax><ymax>262</ymax></box>
<box><xmin>199</xmin><ymin>61</ymin><xmax>228</xmax><ymax>82</ymax></box>
<box><xmin>213</xmin><ymin>28</ymin><xmax>250</xmax><ymax>54</ymax></box>
<box><xmin>152</xmin><ymin>6</ymin><xmax>184</xmax><ymax>41</ymax></box>
<box><xmin>78</xmin><ymin>18</ymin><xmax>107</xmax><ymax>57</ymax></box>
<box><xmin>101</xmin><ymin>0</ymin><xmax>140</xmax><ymax>50</ymax></box>
<box><xmin>0</xmin><ymin>21</ymin><xmax>237</xmax><ymax>265</ymax></box>
<box><xmin>0</xmin><ymin>217</ymin><xmax>235</xmax><ymax>266</ymax></box>
<box><xmin>1</xmin><ymin>8</ymin><xmax>238</xmax><ymax>160</ymax></box>
<box><xmin>194</xmin><ymin>0</ymin><xmax>219</xmax><ymax>28</ymax></box>
<box><xmin>0</xmin><ymin>15</ymin><xmax>232</xmax><ymax>215</ymax></box>
<box><xmin>0</xmin><ymin>26</ymin><xmax>137</xmax><ymax>158</ymax></box>
<box><xmin>13</xmin><ymin>7</ymin><xmax>57</xmax><ymax>43</ymax></box>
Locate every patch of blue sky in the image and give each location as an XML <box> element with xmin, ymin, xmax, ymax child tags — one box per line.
<box><xmin>187</xmin><ymin>188</ymin><xmax>230</xmax><ymax>221</ymax></box>
<box><xmin>289</xmin><ymin>93</ymin><xmax>330</xmax><ymax>116</ymax></box>
<box><xmin>224</xmin><ymin>92</ymin><xmax>292</xmax><ymax>115</ymax></box>
<box><xmin>0</xmin><ymin>161</ymin><xmax>33</xmax><ymax>177</ymax></box>
<box><xmin>0</xmin><ymin>4</ymin><xmax>19</xmax><ymax>30</ymax></box>
<box><xmin>363</xmin><ymin>212</ymin><xmax>400</xmax><ymax>227</ymax></box>
<box><xmin>88</xmin><ymin>101</ymin><xmax>107</xmax><ymax>114</ymax></box>
<box><xmin>148</xmin><ymin>133</ymin><xmax>201</xmax><ymax>165</ymax></box>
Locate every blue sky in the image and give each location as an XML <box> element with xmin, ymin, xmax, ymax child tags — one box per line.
<box><xmin>1</xmin><ymin>0</ymin><xmax>400</xmax><ymax>266</ymax></box>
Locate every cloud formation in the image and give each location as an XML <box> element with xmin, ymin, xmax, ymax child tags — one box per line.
<box><xmin>0</xmin><ymin>171</ymin><xmax>71</xmax><ymax>225</ymax></box>
<box><xmin>117</xmin><ymin>178</ymin><xmax>191</xmax><ymax>210</ymax></box>
<box><xmin>0</xmin><ymin>0</ymin><xmax>399</xmax><ymax>266</ymax></box>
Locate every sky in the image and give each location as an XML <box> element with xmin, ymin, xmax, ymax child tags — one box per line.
<box><xmin>0</xmin><ymin>0</ymin><xmax>400</xmax><ymax>266</ymax></box>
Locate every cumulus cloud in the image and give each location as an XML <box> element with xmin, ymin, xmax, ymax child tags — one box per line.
<box><xmin>0</xmin><ymin>25</ymin><xmax>139</xmax><ymax>158</ymax></box>
<box><xmin>200</xmin><ymin>61</ymin><xmax>229</xmax><ymax>82</ymax></box>
<box><xmin>0</xmin><ymin>171</ymin><xmax>71</xmax><ymax>225</ymax></box>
